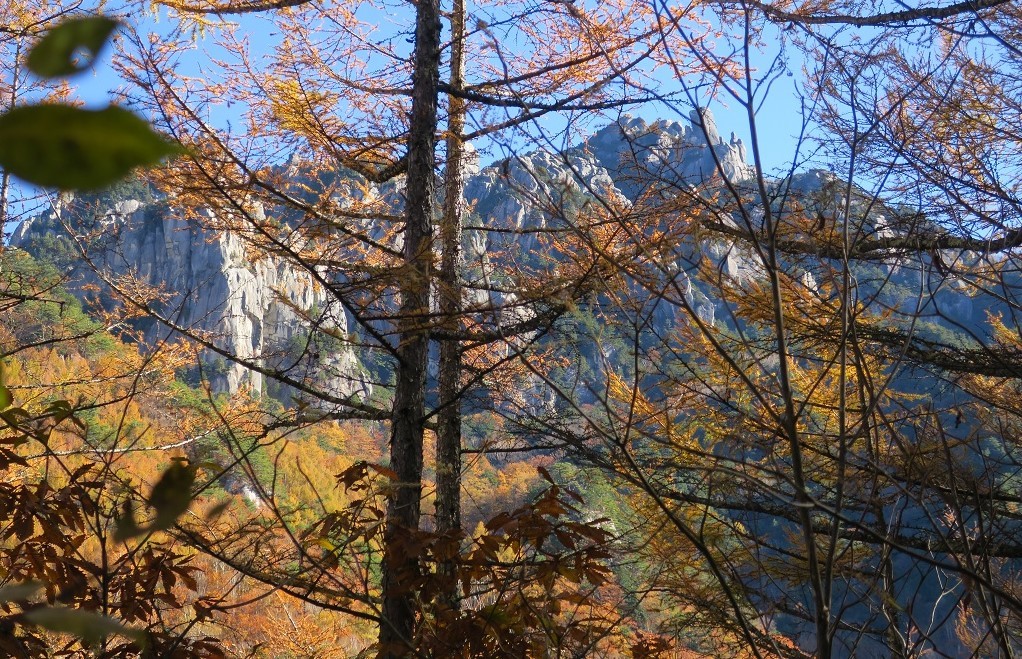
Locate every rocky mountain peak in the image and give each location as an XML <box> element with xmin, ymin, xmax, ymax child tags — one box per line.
<box><xmin>12</xmin><ymin>111</ymin><xmax>756</xmax><ymax>401</ymax></box>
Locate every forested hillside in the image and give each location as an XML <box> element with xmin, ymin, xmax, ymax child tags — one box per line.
<box><xmin>4</xmin><ymin>0</ymin><xmax>1022</xmax><ymax>656</ymax></box>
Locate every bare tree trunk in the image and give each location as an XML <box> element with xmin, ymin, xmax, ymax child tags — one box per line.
<box><xmin>377</xmin><ymin>0</ymin><xmax>441</xmax><ymax>653</ymax></box>
<box><xmin>435</xmin><ymin>0</ymin><xmax>467</xmax><ymax>610</ymax></box>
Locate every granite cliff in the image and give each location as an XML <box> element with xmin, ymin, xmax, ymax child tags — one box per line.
<box><xmin>10</xmin><ymin>108</ymin><xmax>1011</xmax><ymax>656</ymax></box>
<box><xmin>12</xmin><ymin>108</ymin><xmax>987</xmax><ymax>405</ymax></box>
<box><xmin>12</xmin><ymin>194</ymin><xmax>367</xmax><ymax>402</ymax></box>
<box><xmin>11</xmin><ymin>109</ymin><xmax>753</xmax><ymax>401</ymax></box>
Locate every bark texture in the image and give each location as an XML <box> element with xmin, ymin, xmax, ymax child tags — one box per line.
<box><xmin>377</xmin><ymin>0</ymin><xmax>441</xmax><ymax>653</ymax></box>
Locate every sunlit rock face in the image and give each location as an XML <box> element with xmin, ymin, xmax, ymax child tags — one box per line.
<box><xmin>12</xmin><ymin>197</ymin><xmax>366</xmax><ymax>403</ymax></box>
<box><xmin>465</xmin><ymin>108</ymin><xmax>752</xmax><ymax>226</ymax></box>
<box><xmin>7</xmin><ymin>109</ymin><xmax>830</xmax><ymax>406</ymax></box>
<box><xmin>10</xmin><ymin>109</ymin><xmax>787</xmax><ymax>404</ymax></box>
<box><xmin>583</xmin><ymin>110</ymin><xmax>753</xmax><ymax>196</ymax></box>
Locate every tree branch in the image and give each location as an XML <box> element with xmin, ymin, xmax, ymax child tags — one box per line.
<box><xmin>735</xmin><ymin>0</ymin><xmax>1011</xmax><ymax>27</ymax></box>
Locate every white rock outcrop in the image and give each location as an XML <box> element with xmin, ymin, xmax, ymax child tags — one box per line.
<box><xmin>14</xmin><ymin>200</ymin><xmax>365</xmax><ymax>403</ymax></box>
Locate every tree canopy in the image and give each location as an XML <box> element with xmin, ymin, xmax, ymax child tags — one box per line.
<box><xmin>4</xmin><ymin>0</ymin><xmax>1022</xmax><ymax>656</ymax></box>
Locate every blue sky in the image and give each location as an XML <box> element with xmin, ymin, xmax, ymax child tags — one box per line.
<box><xmin>4</xmin><ymin>3</ymin><xmax>814</xmax><ymax>235</ymax></box>
<box><xmin>80</xmin><ymin>6</ymin><xmax>811</xmax><ymax>172</ymax></box>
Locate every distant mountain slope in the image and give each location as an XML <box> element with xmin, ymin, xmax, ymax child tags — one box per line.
<box><xmin>12</xmin><ymin>109</ymin><xmax>993</xmax><ymax>401</ymax></box>
<box><xmin>14</xmin><ymin>108</ymin><xmax>1022</xmax><ymax>656</ymax></box>
<box><xmin>10</xmin><ymin>111</ymin><xmax>748</xmax><ymax>396</ymax></box>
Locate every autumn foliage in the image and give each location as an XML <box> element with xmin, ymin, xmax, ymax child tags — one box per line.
<box><xmin>6</xmin><ymin>0</ymin><xmax>1022</xmax><ymax>655</ymax></box>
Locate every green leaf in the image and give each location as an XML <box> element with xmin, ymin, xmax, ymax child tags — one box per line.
<box><xmin>25</xmin><ymin>607</ymin><xmax>145</xmax><ymax>647</ymax></box>
<box><xmin>0</xmin><ymin>407</ymin><xmax>31</xmax><ymax>428</ymax></box>
<box><xmin>0</xmin><ymin>581</ymin><xmax>42</xmax><ymax>602</ymax></box>
<box><xmin>113</xmin><ymin>500</ymin><xmax>142</xmax><ymax>542</ymax></box>
<box><xmin>0</xmin><ymin>364</ymin><xmax>9</xmax><ymax>410</ymax></box>
<box><xmin>45</xmin><ymin>399</ymin><xmax>74</xmax><ymax>423</ymax></box>
<box><xmin>149</xmin><ymin>459</ymin><xmax>197</xmax><ymax>531</ymax></box>
<box><xmin>115</xmin><ymin>461</ymin><xmax>205</xmax><ymax>541</ymax></box>
<box><xmin>0</xmin><ymin>104</ymin><xmax>183</xmax><ymax>191</ymax></box>
<box><xmin>27</xmin><ymin>16</ymin><xmax>120</xmax><ymax>78</ymax></box>
<box><xmin>204</xmin><ymin>499</ymin><xmax>231</xmax><ymax>521</ymax></box>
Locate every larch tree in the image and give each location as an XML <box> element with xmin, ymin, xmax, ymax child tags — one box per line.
<box><xmin>376</xmin><ymin>0</ymin><xmax>441</xmax><ymax>650</ymax></box>
<box><xmin>14</xmin><ymin>0</ymin><xmax>1022</xmax><ymax>653</ymax></box>
<box><xmin>105</xmin><ymin>0</ymin><xmax>668</xmax><ymax>654</ymax></box>
<box><xmin>481</xmin><ymin>0</ymin><xmax>1022</xmax><ymax>656</ymax></box>
<box><xmin>433</xmin><ymin>0</ymin><xmax>466</xmax><ymax>605</ymax></box>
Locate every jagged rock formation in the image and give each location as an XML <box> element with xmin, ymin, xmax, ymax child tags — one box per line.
<box><xmin>11</xmin><ymin>107</ymin><xmax>1013</xmax><ymax>656</ymax></box>
<box><xmin>585</xmin><ymin>110</ymin><xmax>753</xmax><ymax>194</ymax></box>
<box><xmin>463</xmin><ymin>111</ymin><xmax>755</xmax><ymax>325</ymax></box>
<box><xmin>8</xmin><ymin>109</ymin><xmax>847</xmax><ymax>406</ymax></box>
<box><xmin>14</xmin><ymin>107</ymin><xmax>991</xmax><ymax>405</ymax></box>
<box><xmin>13</xmin><ymin>197</ymin><xmax>367</xmax><ymax>402</ymax></box>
